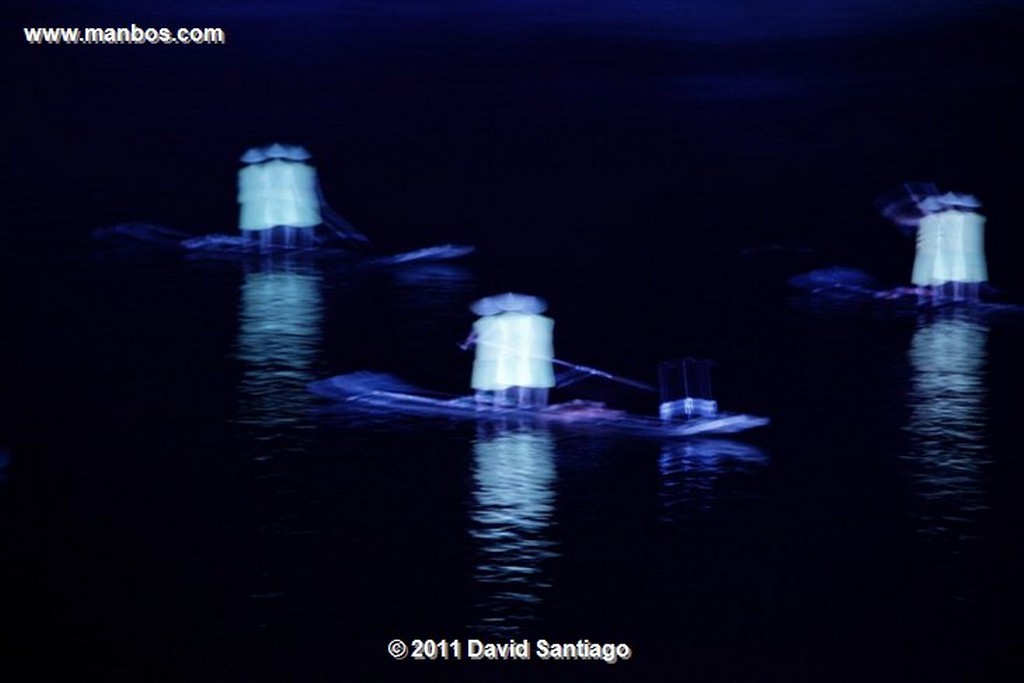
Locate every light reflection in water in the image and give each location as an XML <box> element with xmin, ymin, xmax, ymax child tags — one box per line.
<box><xmin>234</xmin><ymin>256</ymin><xmax>328</xmax><ymax>625</ymax></box>
<box><xmin>904</xmin><ymin>313</ymin><xmax>990</xmax><ymax>549</ymax></box>
<box><xmin>469</xmin><ymin>425</ymin><xmax>558</xmax><ymax>636</ymax></box>
<box><xmin>236</xmin><ymin>256</ymin><xmax>324</xmax><ymax>436</ymax></box>
<box><xmin>659</xmin><ymin>439</ymin><xmax>768</xmax><ymax>522</ymax></box>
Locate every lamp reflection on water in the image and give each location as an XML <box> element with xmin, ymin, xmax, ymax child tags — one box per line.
<box><xmin>904</xmin><ymin>313</ymin><xmax>990</xmax><ymax>550</ymax></box>
<box><xmin>469</xmin><ymin>425</ymin><xmax>559</xmax><ymax>636</ymax></box>
<box><xmin>236</xmin><ymin>255</ymin><xmax>324</xmax><ymax>438</ymax></box>
<box><xmin>659</xmin><ymin>439</ymin><xmax>768</xmax><ymax>522</ymax></box>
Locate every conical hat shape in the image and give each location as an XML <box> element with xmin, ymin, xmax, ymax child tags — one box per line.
<box><xmin>470</xmin><ymin>292</ymin><xmax>547</xmax><ymax>316</ymax></box>
<box><xmin>240</xmin><ymin>143</ymin><xmax>313</xmax><ymax>164</ymax></box>
<box><xmin>240</xmin><ymin>147</ymin><xmax>269</xmax><ymax>164</ymax></box>
<box><xmin>918</xmin><ymin>192</ymin><xmax>981</xmax><ymax>213</ymax></box>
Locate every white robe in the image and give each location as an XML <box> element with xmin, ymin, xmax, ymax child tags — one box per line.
<box><xmin>238</xmin><ymin>160</ymin><xmax>322</xmax><ymax>231</ymax></box>
<box><xmin>471</xmin><ymin>312</ymin><xmax>555</xmax><ymax>391</ymax></box>
<box><xmin>912</xmin><ymin>210</ymin><xmax>987</xmax><ymax>286</ymax></box>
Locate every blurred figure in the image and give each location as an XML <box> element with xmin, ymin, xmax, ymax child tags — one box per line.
<box><xmin>238</xmin><ymin>143</ymin><xmax>322</xmax><ymax>251</ymax></box>
<box><xmin>912</xmin><ymin>193</ymin><xmax>987</xmax><ymax>304</ymax></box>
<box><xmin>463</xmin><ymin>293</ymin><xmax>555</xmax><ymax>409</ymax></box>
<box><xmin>878</xmin><ymin>184</ymin><xmax>987</xmax><ymax>305</ymax></box>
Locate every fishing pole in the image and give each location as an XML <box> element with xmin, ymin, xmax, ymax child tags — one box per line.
<box><xmin>458</xmin><ymin>339</ymin><xmax>657</xmax><ymax>393</ymax></box>
<box><xmin>551</xmin><ymin>358</ymin><xmax>657</xmax><ymax>392</ymax></box>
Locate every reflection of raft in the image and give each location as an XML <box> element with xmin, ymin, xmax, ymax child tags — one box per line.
<box><xmin>308</xmin><ymin>372</ymin><xmax>769</xmax><ymax>438</ymax></box>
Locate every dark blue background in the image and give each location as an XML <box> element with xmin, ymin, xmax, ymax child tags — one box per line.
<box><xmin>5</xmin><ymin>2</ymin><xmax>1024</xmax><ymax>681</ymax></box>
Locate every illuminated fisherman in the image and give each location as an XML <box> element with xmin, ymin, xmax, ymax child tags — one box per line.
<box><xmin>463</xmin><ymin>293</ymin><xmax>555</xmax><ymax>409</ymax></box>
<box><xmin>911</xmin><ymin>192</ymin><xmax>987</xmax><ymax>304</ymax></box>
<box><xmin>238</xmin><ymin>143</ymin><xmax>322</xmax><ymax>251</ymax></box>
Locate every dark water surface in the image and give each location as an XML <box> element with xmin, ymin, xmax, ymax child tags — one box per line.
<box><xmin>5</xmin><ymin>3</ymin><xmax>1024</xmax><ymax>681</ymax></box>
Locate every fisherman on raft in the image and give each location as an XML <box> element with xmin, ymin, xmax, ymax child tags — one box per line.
<box><xmin>878</xmin><ymin>184</ymin><xmax>989</xmax><ymax>305</ymax></box>
<box><xmin>462</xmin><ymin>293</ymin><xmax>555</xmax><ymax>409</ymax></box>
<box><xmin>236</xmin><ymin>143</ymin><xmax>368</xmax><ymax>252</ymax></box>
<box><xmin>911</xmin><ymin>191</ymin><xmax>988</xmax><ymax>304</ymax></box>
<box><xmin>238</xmin><ymin>143</ymin><xmax>322</xmax><ymax>251</ymax></box>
